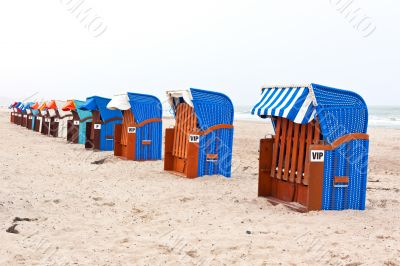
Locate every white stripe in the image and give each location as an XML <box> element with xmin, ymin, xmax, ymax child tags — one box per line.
<box><xmin>308</xmin><ymin>109</ymin><xmax>317</xmax><ymax>122</ymax></box>
<box><xmin>266</xmin><ymin>89</ymin><xmax>291</xmax><ymax>115</ymax></box>
<box><xmin>260</xmin><ymin>89</ymin><xmax>282</xmax><ymax>115</ymax></box>
<box><xmin>253</xmin><ymin>88</ymin><xmax>274</xmax><ymax>114</ymax></box>
<box><xmin>271</xmin><ymin>88</ymin><xmax>296</xmax><ymax>116</ymax></box>
<box><xmin>294</xmin><ymin>93</ymin><xmax>314</xmax><ymax>123</ymax></box>
<box><xmin>282</xmin><ymin>87</ymin><xmax>306</xmax><ymax>117</ymax></box>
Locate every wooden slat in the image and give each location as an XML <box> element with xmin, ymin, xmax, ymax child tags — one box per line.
<box><xmin>296</xmin><ymin>124</ymin><xmax>307</xmax><ymax>184</ymax></box>
<box><xmin>303</xmin><ymin>123</ymin><xmax>314</xmax><ymax>185</ymax></box>
<box><xmin>172</xmin><ymin>104</ymin><xmax>181</xmax><ymax>157</ymax></box>
<box><xmin>172</xmin><ymin>103</ymin><xmax>198</xmax><ymax>160</ymax></box>
<box><xmin>276</xmin><ymin>118</ymin><xmax>288</xmax><ymax>179</ymax></box>
<box><xmin>283</xmin><ymin>120</ymin><xmax>293</xmax><ymax>181</ymax></box>
<box><xmin>313</xmin><ymin>120</ymin><xmax>320</xmax><ymax>144</ymax></box>
<box><xmin>183</xmin><ymin>104</ymin><xmax>189</xmax><ymax>158</ymax></box>
<box><xmin>289</xmin><ymin>123</ymin><xmax>300</xmax><ymax>182</ymax></box>
<box><xmin>121</xmin><ymin>110</ymin><xmax>135</xmax><ymax>146</ymax></box>
<box><xmin>270</xmin><ymin>118</ymin><xmax>281</xmax><ymax>178</ymax></box>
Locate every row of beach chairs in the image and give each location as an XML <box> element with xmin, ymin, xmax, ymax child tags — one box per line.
<box><xmin>8</xmin><ymin>84</ymin><xmax>370</xmax><ymax>212</ymax></box>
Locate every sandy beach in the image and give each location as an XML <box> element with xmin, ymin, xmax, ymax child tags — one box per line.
<box><xmin>0</xmin><ymin>109</ymin><xmax>399</xmax><ymax>265</ymax></box>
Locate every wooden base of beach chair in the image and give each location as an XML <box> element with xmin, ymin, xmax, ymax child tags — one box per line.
<box><xmin>41</xmin><ymin>118</ymin><xmax>50</xmax><ymax>135</ymax></box>
<box><xmin>258</xmin><ymin>117</ymin><xmax>324</xmax><ymax>212</ymax></box>
<box><xmin>67</xmin><ymin>120</ymin><xmax>79</xmax><ymax>143</ymax></box>
<box><xmin>85</xmin><ymin>120</ymin><xmax>101</xmax><ymax>150</ymax></box>
<box><xmin>21</xmin><ymin>115</ymin><xmax>28</xmax><ymax>127</ymax></box>
<box><xmin>164</xmin><ymin>128</ymin><xmax>200</xmax><ymax>179</ymax></box>
<box><xmin>27</xmin><ymin>116</ymin><xmax>33</xmax><ymax>130</ymax></box>
<box><xmin>114</xmin><ymin>124</ymin><xmax>135</xmax><ymax>160</ymax></box>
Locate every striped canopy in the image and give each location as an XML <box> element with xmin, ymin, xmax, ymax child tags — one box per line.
<box><xmin>251</xmin><ymin>85</ymin><xmax>317</xmax><ymax>124</ymax></box>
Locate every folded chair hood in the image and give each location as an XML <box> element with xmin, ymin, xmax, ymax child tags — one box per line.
<box><xmin>55</xmin><ymin>101</ymin><xmax>71</xmax><ymax>117</ymax></box>
<box><xmin>79</xmin><ymin>98</ymin><xmax>97</xmax><ymax>111</ymax></box>
<box><xmin>31</xmin><ymin>102</ymin><xmax>39</xmax><ymax>110</ymax></box>
<box><xmin>79</xmin><ymin>96</ymin><xmax>122</xmax><ymax>121</ymax></box>
<box><xmin>107</xmin><ymin>94</ymin><xmax>131</xmax><ymax>111</ymax></box>
<box><xmin>251</xmin><ymin>83</ymin><xmax>368</xmax><ymax>144</ymax></box>
<box><xmin>62</xmin><ymin>100</ymin><xmax>76</xmax><ymax>111</ymax></box>
<box><xmin>166</xmin><ymin>90</ymin><xmax>193</xmax><ymax>108</ymax></box>
<box><xmin>252</xmin><ymin>85</ymin><xmax>317</xmax><ymax>124</ymax></box>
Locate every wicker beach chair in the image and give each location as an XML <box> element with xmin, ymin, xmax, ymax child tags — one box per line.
<box><xmin>107</xmin><ymin>92</ymin><xmax>163</xmax><ymax>161</ymax></box>
<box><xmin>252</xmin><ymin>83</ymin><xmax>369</xmax><ymax>211</ymax></box>
<box><xmin>62</xmin><ymin>100</ymin><xmax>93</xmax><ymax>144</ymax></box>
<box><xmin>164</xmin><ymin>88</ymin><xmax>234</xmax><ymax>178</ymax></box>
<box><xmin>79</xmin><ymin>96</ymin><xmax>123</xmax><ymax>151</ymax></box>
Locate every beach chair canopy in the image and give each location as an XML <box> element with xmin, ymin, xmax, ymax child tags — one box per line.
<box><xmin>107</xmin><ymin>92</ymin><xmax>162</xmax><ymax>123</ymax></box>
<box><xmin>9</xmin><ymin>102</ymin><xmax>17</xmax><ymax>109</ymax></box>
<box><xmin>46</xmin><ymin>100</ymin><xmax>71</xmax><ymax>117</ymax></box>
<box><xmin>251</xmin><ymin>83</ymin><xmax>368</xmax><ymax>144</ymax></box>
<box><xmin>167</xmin><ymin>88</ymin><xmax>234</xmax><ymax>130</ymax></box>
<box><xmin>62</xmin><ymin>100</ymin><xmax>92</xmax><ymax>119</ymax></box>
<box><xmin>79</xmin><ymin>96</ymin><xmax>122</xmax><ymax>121</ymax></box>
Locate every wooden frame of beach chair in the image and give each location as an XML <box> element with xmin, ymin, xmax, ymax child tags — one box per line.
<box><xmin>108</xmin><ymin>93</ymin><xmax>162</xmax><ymax>161</ymax></box>
<box><xmin>164</xmin><ymin>89</ymin><xmax>235</xmax><ymax>179</ymax></box>
<box><xmin>46</xmin><ymin>100</ymin><xmax>73</xmax><ymax>138</ymax></box>
<box><xmin>79</xmin><ymin>96</ymin><xmax>123</xmax><ymax>151</ymax></box>
<box><xmin>62</xmin><ymin>100</ymin><xmax>93</xmax><ymax>144</ymax></box>
<box><xmin>9</xmin><ymin>102</ymin><xmax>17</xmax><ymax>123</ymax></box>
<box><xmin>37</xmin><ymin>102</ymin><xmax>49</xmax><ymax>135</ymax></box>
<box><xmin>252</xmin><ymin>84</ymin><xmax>369</xmax><ymax>211</ymax></box>
<box><xmin>14</xmin><ymin>103</ymin><xmax>23</xmax><ymax>125</ymax></box>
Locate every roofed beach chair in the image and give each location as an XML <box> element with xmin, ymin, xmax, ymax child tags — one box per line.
<box><xmin>21</xmin><ymin>102</ymin><xmax>34</xmax><ymax>128</ymax></box>
<box><xmin>45</xmin><ymin>100</ymin><xmax>73</xmax><ymax>138</ymax></box>
<box><xmin>30</xmin><ymin>102</ymin><xmax>41</xmax><ymax>131</ymax></box>
<box><xmin>9</xmin><ymin>102</ymin><xmax>19</xmax><ymax>124</ymax></box>
<box><xmin>38</xmin><ymin>102</ymin><xmax>49</xmax><ymax>134</ymax></box>
<box><xmin>62</xmin><ymin>100</ymin><xmax>93</xmax><ymax>144</ymax></box>
<box><xmin>23</xmin><ymin>102</ymin><xmax>35</xmax><ymax>129</ymax></box>
<box><xmin>14</xmin><ymin>102</ymin><xmax>24</xmax><ymax>125</ymax></box>
<box><xmin>79</xmin><ymin>96</ymin><xmax>123</xmax><ymax>151</ymax></box>
<box><xmin>164</xmin><ymin>88</ymin><xmax>235</xmax><ymax>178</ymax></box>
<box><xmin>251</xmin><ymin>84</ymin><xmax>369</xmax><ymax>211</ymax></box>
<box><xmin>107</xmin><ymin>92</ymin><xmax>163</xmax><ymax>161</ymax></box>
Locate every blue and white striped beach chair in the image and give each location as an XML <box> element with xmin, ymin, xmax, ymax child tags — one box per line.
<box><xmin>252</xmin><ymin>84</ymin><xmax>369</xmax><ymax>211</ymax></box>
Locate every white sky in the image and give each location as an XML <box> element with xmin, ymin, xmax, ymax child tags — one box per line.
<box><xmin>0</xmin><ymin>0</ymin><xmax>399</xmax><ymax>106</ymax></box>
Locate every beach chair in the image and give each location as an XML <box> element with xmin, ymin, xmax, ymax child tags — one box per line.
<box><xmin>164</xmin><ymin>88</ymin><xmax>234</xmax><ymax>178</ymax></box>
<box><xmin>46</xmin><ymin>100</ymin><xmax>73</xmax><ymax>138</ymax></box>
<box><xmin>79</xmin><ymin>96</ymin><xmax>123</xmax><ymax>151</ymax></box>
<box><xmin>251</xmin><ymin>84</ymin><xmax>369</xmax><ymax>211</ymax></box>
<box><xmin>21</xmin><ymin>103</ymin><xmax>33</xmax><ymax>128</ymax></box>
<box><xmin>9</xmin><ymin>102</ymin><xmax>18</xmax><ymax>124</ymax></box>
<box><xmin>62</xmin><ymin>100</ymin><xmax>93</xmax><ymax>144</ymax></box>
<box><xmin>24</xmin><ymin>103</ymin><xmax>35</xmax><ymax>130</ymax></box>
<box><xmin>30</xmin><ymin>102</ymin><xmax>40</xmax><ymax>131</ymax></box>
<box><xmin>36</xmin><ymin>102</ymin><xmax>48</xmax><ymax>134</ymax></box>
<box><xmin>107</xmin><ymin>92</ymin><xmax>163</xmax><ymax>161</ymax></box>
<box><xmin>13</xmin><ymin>102</ymin><xmax>23</xmax><ymax>125</ymax></box>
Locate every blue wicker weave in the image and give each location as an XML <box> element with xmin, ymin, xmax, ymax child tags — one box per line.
<box><xmin>127</xmin><ymin>92</ymin><xmax>163</xmax><ymax>160</ymax></box>
<box><xmin>190</xmin><ymin>88</ymin><xmax>235</xmax><ymax>177</ymax></box>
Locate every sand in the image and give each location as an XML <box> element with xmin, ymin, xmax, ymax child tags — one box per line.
<box><xmin>0</xmin><ymin>110</ymin><xmax>399</xmax><ymax>265</ymax></box>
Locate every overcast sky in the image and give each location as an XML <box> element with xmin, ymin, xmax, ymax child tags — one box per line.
<box><xmin>0</xmin><ymin>1</ymin><xmax>398</xmax><ymax>106</ymax></box>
